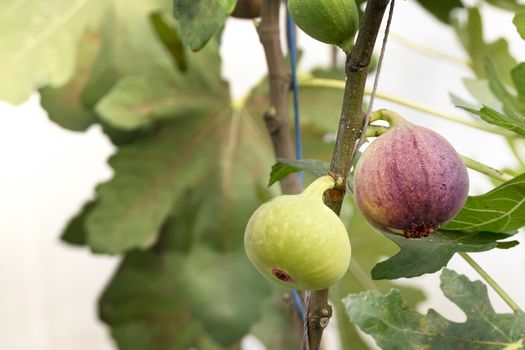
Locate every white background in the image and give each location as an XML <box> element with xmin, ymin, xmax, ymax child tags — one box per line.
<box><xmin>1</xmin><ymin>1</ymin><xmax>524</xmax><ymax>349</ymax></box>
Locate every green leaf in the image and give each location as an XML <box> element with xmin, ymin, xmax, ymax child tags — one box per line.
<box><xmin>40</xmin><ymin>30</ymin><xmax>100</xmax><ymax>132</ymax></box>
<box><xmin>250</xmin><ymin>291</ymin><xmax>301</xmax><ymax>350</ymax></box>
<box><xmin>445</xmin><ymin>172</ymin><xmax>525</xmax><ymax>232</ymax></box>
<box><xmin>87</xmin><ymin>105</ymin><xmax>272</xmax><ymax>254</ymax></box>
<box><xmin>460</xmin><ymin>105</ymin><xmax>525</xmax><ymax>136</ymax></box>
<box><xmin>0</xmin><ymin>0</ymin><xmax>107</xmax><ymax>104</ymax></box>
<box><xmin>453</xmin><ymin>9</ymin><xmax>517</xmax><ymax>85</ymax></box>
<box><xmin>81</xmin><ymin>0</ymin><xmax>174</xmax><ymax>114</ymax></box>
<box><xmin>371</xmin><ymin>230</ymin><xmax>517</xmax><ymax>280</ymax></box>
<box><xmin>415</xmin><ymin>0</ymin><xmax>463</xmax><ymax>23</ymax></box>
<box><xmin>453</xmin><ymin>8</ymin><xmax>484</xmax><ymax>78</ymax></box>
<box><xmin>268</xmin><ymin>159</ymin><xmax>330</xmax><ymax>187</ymax></box>
<box><xmin>61</xmin><ymin>200</ymin><xmax>97</xmax><ymax>246</ymax></box>
<box><xmin>512</xmin><ymin>63</ymin><xmax>525</xmax><ymax>96</ymax></box>
<box><xmin>514</xmin><ymin>12</ymin><xmax>525</xmax><ymax>40</ymax></box>
<box><xmin>344</xmin><ymin>269</ymin><xmax>525</xmax><ymax>350</ymax></box>
<box><xmin>100</xmin><ymin>246</ymin><xmax>271</xmax><ymax>348</ymax></box>
<box><xmin>150</xmin><ymin>12</ymin><xmax>187</xmax><ymax>71</ymax></box>
<box><xmin>172</xmin><ymin>0</ymin><xmax>236</xmax><ymax>51</ymax></box>
<box><xmin>485</xmin><ymin>0</ymin><xmax>525</xmax><ymax>12</ymax></box>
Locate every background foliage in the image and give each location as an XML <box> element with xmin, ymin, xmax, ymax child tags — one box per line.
<box><xmin>1</xmin><ymin>0</ymin><xmax>525</xmax><ymax>349</ymax></box>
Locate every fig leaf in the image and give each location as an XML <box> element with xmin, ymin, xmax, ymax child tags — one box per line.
<box><xmin>372</xmin><ymin>230</ymin><xmax>518</xmax><ymax>280</ymax></box>
<box><xmin>444</xmin><ymin>171</ymin><xmax>525</xmax><ymax>232</ymax></box>
<box><xmin>268</xmin><ymin>159</ymin><xmax>330</xmax><ymax>186</ymax></box>
<box><xmin>344</xmin><ymin>269</ymin><xmax>525</xmax><ymax>350</ymax></box>
<box><xmin>172</xmin><ymin>0</ymin><xmax>236</xmax><ymax>51</ymax></box>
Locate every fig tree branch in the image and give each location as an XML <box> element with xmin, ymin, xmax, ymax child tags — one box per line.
<box><xmin>306</xmin><ymin>1</ymin><xmax>391</xmax><ymax>350</ymax></box>
<box><xmin>257</xmin><ymin>0</ymin><xmax>301</xmax><ymax>196</ymax></box>
<box><xmin>297</xmin><ymin>77</ymin><xmax>516</xmax><ymax>137</ymax></box>
<box><xmin>256</xmin><ymin>0</ymin><xmax>304</xmax><ymax>346</ymax></box>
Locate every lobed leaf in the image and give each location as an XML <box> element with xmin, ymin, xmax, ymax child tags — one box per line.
<box><xmin>344</xmin><ymin>269</ymin><xmax>525</xmax><ymax>350</ymax></box>
<box><xmin>445</xmin><ymin>172</ymin><xmax>525</xmax><ymax>232</ymax></box>
<box><xmin>371</xmin><ymin>230</ymin><xmax>517</xmax><ymax>280</ymax></box>
<box><xmin>515</xmin><ymin>12</ymin><xmax>525</xmax><ymax>40</ymax></box>
<box><xmin>0</xmin><ymin>0</ymin><xmax>107</xmax><ymax>104</ymax></box>
<box><xmin>172</xmin><ymin>0</ymin><xmax>236</xmax><ymax>51</ymax></box>
<box><xmin>100</xmin><ymin>246</ymin><xmax>272</xmax><ymax>348</ymax></box>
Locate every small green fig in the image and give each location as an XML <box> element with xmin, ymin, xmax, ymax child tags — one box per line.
<box><xmin>354</xmin><ymin>119</ymin><xmax>469</xmax><ymax>238</ymax></box>
<box><xmin>231</xmin><ymin>0</ymin><xmax>261</xmax><ymax>19</ymax></box>
<box><xmin>244</xmin><ymin>176</ymin><xmax>351</xmax><ymax>290</ymax></box>
<box><xmin>287</xmin><ymin>0</ymin><xmax>359</xmax><ymax>52</ymax></box>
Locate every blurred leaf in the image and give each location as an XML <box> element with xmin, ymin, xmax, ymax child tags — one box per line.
<box><xmin>269</xmin><ymin>159</ymin><xmax>330</xmax><ymax>186</ymax></box>
<box><xmin>453</xmin><ymin>8</ymin><xmax>517</xmax><ymax>85</ymax></box>
<box><xmin>82</xmin><ymin>0</ymin><xmax>174</xmax><ymax>113</ymax></box>
<box><xmin>485</xmin><ymin>0</ymin><xmax>525</xmax><ymax>11</ymax></box>
<box><xmin>445</xmin><ymin>172</ymin><xmax>525</xmax><ymax>232</ymax></box>
<box><xmin>453</xmin><ymin>8</ymin><xmax>484</xmax><ymax>78</ymax></box>
<box><xmin>460</xmin><ymin>105</ymin><xmax>525</xmax><ymax>136</ymax></box>
<box><xmin>87</xmin><ymin>105</ymin><xmax>272</xmax><ymax>254</ymax></box>
<box><xmin>512</xmin><ymin>63</ymin><xmax>525</xmax><ymax>96</ymax></box>
<box><xmin>100</xmin><ymin>246</ymin><xmax>271</xmax><ymax>348</ymax></box>
<box><xmin>515</xmin><ymin>12</ymin><xmax>525</xmax><ymax>40</ymax></box>
<box><xmin>462</xmin><ymin>78</ymin><xmax>502</xmax><ymax>109</ymax></box>
<box><xmin>172</xmin><ymin>0</ymin><xmax>236</xmax><ymax>51</ymax></box>
<box><xmin>415</xmin><ymin>0</ymin><xmax>463</xmax><ymax>23</ymax></box>
<box><xmin>96</xmin><ymin>41</ymin><xmax>224</xmax><ymax>130</ymax></box>
<box><xmin>61</xmin><ymin>200</ymin><xmax>97</xmax><ymax>246</ymax></box>
<box><xmin>250</xmin><ymin>291</ymin><xmax>301</xmax><ymax>350</ymax></box>
<box><xmin>150</xmin><ymin>12</ymin><xmax>187</xmax><ymax>71</ymax></box>
<box><xmin>40</xmin><ymin>31</ymin><xmax>101</xmax><ymax>131</ymax></box>
<box><xmin>344</xmin><ymin>269</ymin><xmax>525</xmax><ymax>350</ymax></box>
<box><xmin>331</xmin><ymin>200</ymin><xmax>426</xmax><ymax>349</ymax></box>
<box><xmin>372</xmin><ymin>230</ymin><xmax>517</xmax><ymax>280</ymax></box>
<box><xmin>0</xmin><ymin>0</ymin><xmax>107</xmax><ymax>104</ymax></box>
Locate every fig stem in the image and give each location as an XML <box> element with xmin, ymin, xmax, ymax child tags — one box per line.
<box><xmin>369</xmin><ymin>109</ymin><xmax>406</xmax><ymax>126</ymax></box>
<box><xmin>297</xmin><ymin>77</ymin><xmax>516</xmax><ymax>137</ymax></box>
<box><xmin>459</xmin><ymin>252</ymin><xmax>523</xmax><ymax>313</ymax></box>
<box><xmin>301</xmin><ymin>176</ymin><xmax>336</xmax><ymax>199</ymax></box>
<box><xmin>460</xmin><ymin>155</ymin><xmax>513</xmax><ymax>182</ymax></box>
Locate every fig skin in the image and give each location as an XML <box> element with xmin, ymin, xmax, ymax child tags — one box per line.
<box><xmin>354</xmin><ymin>122</ymin><xmax>469</xmax><ymax>238</ymax></box>
<box><xmin>244</xmin><ymin>176</ymin><xmax>351</xmax><ymax>291</ymax></box>
<box><xmin>287</xmin><ymin>0</ymin><xmax>359</xmax><ymax>52</ymax></box>
<box><xmin>231</xmin><ymin>0</ymin><xmax>261</xmax><ymax>19</ymax></box>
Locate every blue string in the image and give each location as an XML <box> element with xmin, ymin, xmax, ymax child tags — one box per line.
<box><xmin>286</xmin><ymin>11</ymin><xmax>306</xmax><ymax>322</ymax></box>
<box><xmin>286</xmin><ymin>12</ymin><xmax>304</xmax><ymax>186</ymax></box>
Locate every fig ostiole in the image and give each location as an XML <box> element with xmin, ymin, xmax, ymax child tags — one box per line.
<box><xmin>244</xmin><ymin>176</ymin><xmax>351</xmax><ymax>291</ymax></box>
<box><xmin>354</xmin><ymin>111</ymin><xmax>469</xmax><ymax>238</ymax></box>
<box><xmin>287</xmin><ymin>0</ymin><xmax>359</xmax><ymax>53</ymax></box>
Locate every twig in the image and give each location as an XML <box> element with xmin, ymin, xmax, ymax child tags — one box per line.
<box><xmin>459</xmin><ymin>252</ymin><xmax>522</xmax><ymax>313</ymax></box>
<box><xmin>460</xmin><ymin>155</ymin><xmax>513</xmax><ymax>182</ymax></box>
<box><xmin>257</xmin><ymin>0</ymin><xmax>301</xmax><ymax>196</ymax></box>
<box><xmin>305</xmin><ymin>1</ymin><xmax>391</xmax><ymax>349</ymax></box>
<box><xmin>298</xmin><ymin>77</ymin><xmax>516</xmax><ymax>137</ymax></box>
<box><xmin>257</xmin><ymin>0</ymin><xmax>305</xmax><ymax>346</ymax></box>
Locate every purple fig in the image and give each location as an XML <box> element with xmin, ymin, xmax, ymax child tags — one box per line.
<box><xmin>354</xmin><ymin>120</ymin><xmax>469</xmax><ymax>238</ymax></box>
<box><xmin>231</xmin><ymin>0</ymin><xmax>261</xmax><ymax>19</ymax></box>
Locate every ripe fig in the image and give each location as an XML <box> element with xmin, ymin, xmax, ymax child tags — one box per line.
<box><xmin>231</xmin><ymin>0</ymin><xmax>261</xmax><ymax>19</ymax></box>
<box><xmin>354</xmin><ymin>119</ymin><xmax>469</xmax><ymax>238</ymax></box>
<box><xmin>287</xmin><ymin>0</ymin><xmax>359</xmax><ymax>52</ymax></box>
<box><xmin>244</xmin><ymin>176</ymin><xmax>351</xmax><ymax>290</ymax></box>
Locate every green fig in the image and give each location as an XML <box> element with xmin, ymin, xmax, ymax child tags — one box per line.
<box><xmin>288</xmin><ymin>0</ymin><xmax>359</xmax><ymax>52</ymax></box>
<box><xmin>244</xmin><ymin>176</ymin><xmax>351</xmax><ymax>291</ymax></box>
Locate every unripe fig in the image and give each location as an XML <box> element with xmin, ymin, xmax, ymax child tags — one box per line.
<box><xmin>244</xmin><ymin>176</ymin><xmax>351</xmax><ymax>290</ymax></box>
<box><xmin>287</xmin><ymin>0</ymin><xmax>359</xmax><ymax>52</ymax></box>
<box><xmin>354</xmin><ymin>120</ymin><xmax>469</xmax><ymax>238</ymax></box>
<box><xmin>231</xmin><ymin>0</ymin><xmax>261</xmax><ymax>19</ymax></box>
